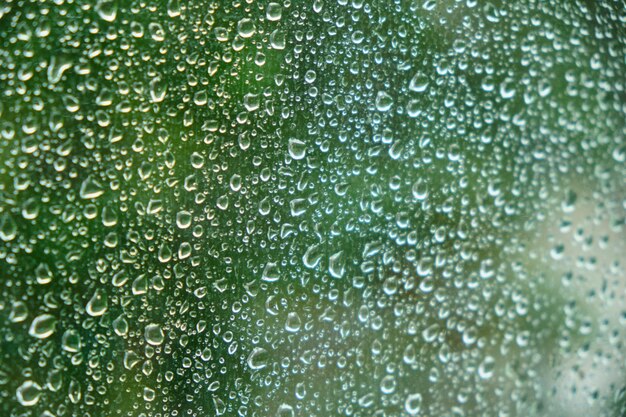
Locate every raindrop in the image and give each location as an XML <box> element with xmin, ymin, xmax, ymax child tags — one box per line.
<box><xmin>29</xmin><ymin>314</ymin><xmax>56</xmax><ymax>339</ymax></box>
<box><xmin>405</xmin><ymin>393</ymin><xmax>422</xmax><ymax>415</ymax></box>
<box><xmin>285</xmin><ymin>312</ymin><xmax>302</xmax><ymax>332</ymax></box>
<box><xmin>79</xmin><ymin>176</ymin><xmax>105</xmax><ymax>199</ymax></box>
<box><xmin>16</xmin><ymin>381</ymin><xmax>42</xmax><ymax>406</ymax></box>
<box><xmin>375</xmin><ymin>91</ymin><xmax>393</xmax><ymax>112</ymax></box>
<box><xmin>145</xmin><ymin>323</ymin><xmax>164</xmax><ymax>346</ymax></box>
<box><xmin>237</xmin><ymin>18</ymin><xmax>256</xmax><ymax>38</ymax></box>
<box><xmin>409</xmin><ymin>71</ymin><xmax>429</xmax><ymax>92</ymax></box>
<box><xmin>288</xmin><ymin>139</ymin><xmax>306</xmax><ymax>160</ymax></box>
<box><xmin>95</xmin><ymin>0</ymin><xmax>117</xmax><ymax>22</ymax></box>
<box><xmin>262</xmin><ymin>262</ymin><xmax>280</xmax><ymax>282</ymax></box>
<box><xmin>0</xmin><ymin>212</ymin><xmax>17</xmax><ymax>241</ymax></box>
<box><xmin>266</xmin><ymin>3</ymin><xmax>282</xmax><ymax>21</ymax></box>
<box><xmin>86</xmin><ymin>289</ymin><xmax>108</xmax><ymax>317</ymax></box>
<box><xmin>247</xmin><ymin>347</ymin><xmax>268</xmax><ymax>370</ymax></box>
<box><xmin>328</xmin><ymin>251</ymin><xmax>345</xmax><ymax>279</ymax></box>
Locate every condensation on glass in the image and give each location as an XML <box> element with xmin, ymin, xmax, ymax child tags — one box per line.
<box><xmin>0</xmin><ymin>1</ymin><xmax>624</xmax><ymax>416</ymax></box>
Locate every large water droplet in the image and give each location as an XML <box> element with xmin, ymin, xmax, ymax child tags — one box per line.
<box><xmin>29</xmin><ymin>314</ymin><xmax>56</xmax><ymax>339</ymax></box>
<box><xmin>86</xmin><ymin>289</ymin><xmax>108</xmax><ymax>317</ymax></box>
<box><xmin>375</xmin><ymin>91</ymin><xmax>393</xmax><ymax>112</ymax></box>
<box><xmin>409</xmin><ymin>71</ymin><xmax>429</xmax><ymax>92</ymax></box>
<box><xmin>145</xmin><ymin>323</ymin><xmax>164</xmax><ymax>346</ymax></box>
<box><xmin>95</xmin><ymin>0</ymin><xmax>118</xmax><ymax>22</ymax></box>
<box><xmin>0</xmin><ymin>212</ymin><xmax>17</xmax><ymax>241</ymax></box>
<box><xmin>266</xmin><ymin>3</ymin><xmax>282</xmax><ymax>21</ymax></box>
<box><xmin>261</xmin><ymin>262</ymin><xmax>280</xmax><ymax>282</ymax></box>
<box><xmin>237</xmin><ymin>18</ymin><xmax>256</xmax><ymax>38</ymax></box>
<box><xmin>288</xmin><ymin>139</ymin><xmax>306</xmax><ymax>160</ymax></box>
<box><xmin>79</xmin><ymin>176</ymin><xmax>104</xmax><ymax>199</ymax></box>
<box><xmin>328</xmin><ymin>251</ymin><xmax>345</xmax><ymax>278</ymax></box>
<box><xmin>247</xmin><ymin>347</ymin><xmax>268</xmax><ymax>370</ymax></box>
<box><xmin>405</xmin><ymin>393</ymin><xmax>422</xmax><ymax>415</ymax></box>
<box><xmin>16</xmin><ymin>381</ymin><xmax>42</xmax><ymax>406</ymax></box>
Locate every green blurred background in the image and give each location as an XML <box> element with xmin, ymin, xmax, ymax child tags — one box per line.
<box><xmin>0</xmin><ymin>0</ymin><xmax>624</xmax><ymax>416</ymax></box>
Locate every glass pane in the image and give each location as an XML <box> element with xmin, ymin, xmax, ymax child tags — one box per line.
<box><xmin>0</xmin><ymin>1</ymin><xmax>624</xmax><ymax>416</ymax></box>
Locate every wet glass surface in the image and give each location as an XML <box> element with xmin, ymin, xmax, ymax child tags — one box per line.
<box><xmin>0</xmin><ymin>1</ymin><xmax>625</xmax><ymax>416</ymax></box>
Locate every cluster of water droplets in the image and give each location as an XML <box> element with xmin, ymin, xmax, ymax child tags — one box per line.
<box><xmin>0</xmin><ymin>0</ymin><xmax>624</xmax><ymax>416</ymax></box>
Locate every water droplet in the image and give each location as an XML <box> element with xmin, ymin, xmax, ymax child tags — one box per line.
<box><xmin>29</xmin><ymin>314</ymin><xmax>56</xmax><ymax>339</ymax></box>
<box><xmin>79</xmin><ymin>176</ymin><xmax>104</xmax><ymax>199</ymax></box>
<box><xmin>375</xmin><ymin>91</ymin><xmax>393</xmax><ymax>112</ymax></box>
<box><xmin>328</xmin><ymin>251</ymin><xmax>345</xmax><ymax>278</ymax></box>
<box><xmin>47</xmin><ymin>56</ymin><xmax>72</xmax><ymax>85</ymax></box>
<box><xmin>277</xmin><ymin>403</ymin><xmax>294</xmax><ymax>417</ymax></box>
<box><xmin>35</xmin><ymin>263</ymin><xmax>53</xmax><ymax>285</ymax></box>
<box><xmin>270</xmin><ymin>29</ymin><xmax>286</xmax><ymax>49</ymax></box>
<box><xmin>237</xmin><ymin>18</ymin><xmax>256</xmax><ymax>38</ymax></box>
<box><xmin>176</xmin><ymin>211</ymin><xmax>192</xmax><ymax>229</ymax></box>
<box><xmin>405</xmin><ymin>393</ymin><xmax>422</xmax><ymax>415</ymax></box>
<box><xmin>285</xmin><ymin>312</ymin><xmax>302</xmax><ymax>332</ymax></box>
<box><xmin>380</xmin><ymin>375</ymin><xmax>397</xmax><ymax>394</ymax></box>
<box><xmin>0</xmin><ymin>212</ymin><xmax>17</xmax><ymax>241</ymax></box>
<box><xmin>295</xmin><ymin>382</ymin><xmax>307</xmax><ymax>399</ymax></box>
<box><xmin>409</xmin><ymin>71</ymin><xmax>429</xmax><ymax>92</ymax></box>
<box><xmin>266</xmin><ymin>3</ymin><xmax>282</xmax><ymax>21</ymax></box>
<box><xmin>145</xmin><ymin>323</ymin><xmax>164</xmax><ymax>346</ymax></box>
<box><xmin>61</xmin><ymin>329</ymin><xmax>81</xmax><ymax>352</ymax></box>
<box><xmin>229</xmin><ymin>174</ymin><xmax>242</xmax><ymax>192</ymax></box>
<box><xmin>95</xmin><ymin>0</ymin><xmax>117</xmax><ymax>22</ymax></box>
<box><xmin>132</xmin><ymin>274</ymin><xmax>148</xmax><ymax>295</ymax></box>
<box><xmin>262</xmin><ymin>262</ymin><xmax>279</xmax><ymax>282</ymax></box>
<box><xmin>243</xmin><ymin>93</ymin><xmax>260</xmax><ymax>112</ymax></box>
<box><xmin>86</xmin><ymin>289</ymin><xmax>108</xmax><ymax>317</ymax></box>
<box><xmin>149</xmin><ymin>77</ymin><xmax>167</xmax><ymax>103</ymax></box>
<box><xmin>478</xmin><ymin>356</ymin><xmax>495</xmax><ymax>379</ymax></box>
<box><xmin>143</xmin><ymin>387</ymin><xmax>156</xmax><ymax>402</ymax></box>
<box><xmin>9</xmin><ymin>301</ymin><xmax>28</xmax><ymax>323</ymax></box>
<box><xmin>113</xmin><ymin>315</ymin><xmax>129</xmax><ymax>336</ymax></box>
<box><xmin>303</xmin><ymin>244</ymin><xmax>323</xmax><ymax>269</ymax></box>
<box><xmin>16</xmin><ymin>381</ymin><xmax>42</xmax><ymax>406</ymax></box>
<box><xmin>247</xmin><ymin>347</ymin><xmax>268</xmax><ymax>370</ymax></box>
<box><xmin>148</xmin><ymin>22</ymin><xmax>165</xmax><ymax>42</ymax></box>
<box><xmin>288</xmin><ymin>138</ymin><xmax>306</xmax><ymax>160</ymax></box>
